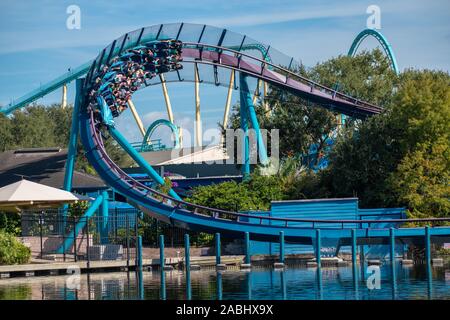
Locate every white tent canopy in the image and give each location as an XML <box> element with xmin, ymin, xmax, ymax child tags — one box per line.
<box><xmin>0</xmin><ymin>179</ymin><xmax>92</xmax><ymax>212</ymax></box>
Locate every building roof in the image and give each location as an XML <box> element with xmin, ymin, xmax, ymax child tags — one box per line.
<box><xmin>0</xmin><ymin>148</ymin><xmax>107</xmax><ymax>190</ymax></box>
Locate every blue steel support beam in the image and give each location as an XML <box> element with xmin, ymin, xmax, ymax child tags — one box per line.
<box><xmin>100</xmin><ymin>190</ymin><xmax>109</xmax><ymax>244</ymax></box>
<box><xmin>109</xmin><ymin>126</ymin><xmax>181</xmax><ymax>201</ymax></box>
<box><xmin>425</xmin><ymin>226</ymin><xmax>432</xmax><ymax>284</ymax></box>
<box><xmin>279</xmin><ymin>231</ymin><xmax>285</xmax><ymax>263</ymax></box>
<box><xmin>56</xmin><ymin>195</ymin><xmax>104</xmax><ymax>253</ymax></box>
<box><xmin>184</xmin><ymin>233</ymin><xmax>191</xmax><ymax>271</ymax></box>
<box><xmin>216</xmin><ymin>272</ymin><xmax>223</xmax><ymax>300</ymax></box>
<box><xmin>351</xmin><ymin>229</ymin><xmax>358</xmax><ymax>285</ymax></box>
<box><xmin>239</xmin><ymin>73</ymin><xmax>269</xmax><ymax>165</ymax></box>
<box><xmin>215</xmin><ymin>233</ymin><xmax>221</xmax><ymax>265</ymax></box>
<box><xmin>245</xmin><ymin>232</ymin><xmax>251</xmax><ymax>264</ymax></box>
<box><xmin>390</xmin><ymin>228</ymin><xmax>396</xmax><ymax>284</ymax></box>
<box><xmin>159</xmin><ymin>234</ymin><xmax>165</xmax><ymax>269</ymax></box>
<box><xmin>63</xmin><ymin>78</ymin><xmax>83</xmax><ymax>192</ymax></box>
<box><xmin>185</xmin><ymin>234</ymin><xmax>192</xmax><ymax>298</ymax></box>
<box><xmin>316</xmin><ymin>229</ymin><xmax>321</xmax><ymax>266</ymax></box>
<box><xmin>239</xmin><ymin>74</ymin><xmax>250</xmax><ymax>177</ymax></box>
<box><xmin>137</xmin><ymin>235</ymin><xmax>143</xmax><ymax>271</ymax></box>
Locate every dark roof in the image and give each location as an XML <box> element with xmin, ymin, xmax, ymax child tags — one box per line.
<box><xmin>0</xmin><ymin>148</ymin><xmax>107</xmax><ymax>190</ymax></box>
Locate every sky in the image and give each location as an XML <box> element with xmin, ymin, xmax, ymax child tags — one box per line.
<box><xmin>0</xmin><ymin>0</ymin><xmax>449</xmax><ymax>146</ymax></box>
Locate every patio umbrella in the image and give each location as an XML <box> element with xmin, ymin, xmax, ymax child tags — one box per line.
<box><xmin>0</xmin><ymin>179</ymin><xmax>92</xmax><ymax>212</ymax></box>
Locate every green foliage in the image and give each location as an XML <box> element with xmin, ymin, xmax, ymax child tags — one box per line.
<box><xmin>391</xmin><ymin>139</ymin><xmax>449</xmax><ymax>219</ymax></box>
<box><xmin>0</xmin><ymin>231</ymin><xmax>31</xmax><ymax>265</ymax></box>
<box><xmin>0</xmin><ymin>212</ymin><xmax>21</xmax><ymax>235</ymax></box>
<box><xmin>68</xmin><ymin>201</ymin><xmax>90</xmax><ymax>218</ymax></box>
<box><xmin>324</xmin><ymin>69</ymin><xmax>450</xmax><ymax>215</ymax></box>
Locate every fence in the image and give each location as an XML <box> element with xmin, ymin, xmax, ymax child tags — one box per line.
<box><xmin>20</xmin><ymin>209</ymin><xmax>139</xmax><ymax>265</ymax></box>
<box><xmin>18</xmin><ymin>207</ymin><xmax>215</xmax><ymax>263</ymax></box>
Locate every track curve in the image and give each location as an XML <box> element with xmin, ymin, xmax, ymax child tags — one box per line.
<box><xmin>348</xmin><ymin>28</ymin><xmax>399</xmax><ymax>74</ymax></box>
<box><xmin>79</xmin><ymin>23</ymin><xmax>435</xmax><ymax>243</ymax></box>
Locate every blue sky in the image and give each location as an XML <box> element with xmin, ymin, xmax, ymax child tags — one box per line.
<box><xmin>0</xmin><ymin>0</ymin><xmax>449</xmax><ymax>145</ymax></box>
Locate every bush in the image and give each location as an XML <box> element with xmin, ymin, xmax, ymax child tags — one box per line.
<box><xmin>0</xmin><ymin>231</ymin><xmax>31</xmax><ymax>265</ymax></box>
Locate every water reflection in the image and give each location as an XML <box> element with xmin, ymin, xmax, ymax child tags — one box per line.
<box><xmin>0</xmin><ymin>264</ymin><xmax>448</xmax><ymax>300</ymax></box>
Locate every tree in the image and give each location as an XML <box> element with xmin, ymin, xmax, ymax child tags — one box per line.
<box><xmin>323</xmin><ymin>69</ymin><xmax>450</xmax><ymax>214</ymax></box>
<box><xmin>391</xmin><ymin>139</ymin><xmax>449</xmax><ymax>218</ymax></box>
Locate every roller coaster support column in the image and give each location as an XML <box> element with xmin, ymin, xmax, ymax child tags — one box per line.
<box><xmin>221</xmin><ymin>70</ymin><xmax>235</xmax><ymax>144</ymax></box>
<box><xmin>159</xmin><ymin>234</ymin><xmax>165</xmax><ymax>270</ymax></box>
<box><xmin>240</xmin><ymin>73</ymin><xmax>269</xmax><ymax>167</ymax></box>
<box><xmin>99</xmin><ymin>190</ymin><xmax>109</xmax><ymax>244</ymax></box>
<box><xmin>127</xmin><ymin>99</ymin><xmax>146</xmax><ymax>137</ymax></box>
<box><xmin>62</xmin><ymin>78</ymin><xmax>83</xmax><ymax>231</ymax></box>
<box><xmin>159</xmin><ymin>74</ymin><xmax>174</xmax><ymax>123</ymax></box>
<box><xmin>425</xmin><ymin>226</ymin><xmax>432</xmax><ymax>286</ymax></box>
<box><xmin>239</xmin><ymin>77</ymin><xmax>250</xmax><ymax>177</ymax></box>
<box><xmin>316</xmin><ymin>229</ymin><xmax>321</xmax><ymax>267</ymax></box>
<box><xmin>194</xmin><ymin>64</ymin><xmax>202</xmax><ymax>147</ymax></box>
<box><xmin>61</xmin><ymin>84</ymin><xmax>67</xmax><ymax>109</ymax></box>
<box><xmin>56</xmin><ymin>194</ymin><xmax>104</xmax><ymax>253</ymax></box>
<box><xmin>390</xmin><ymin>228</ymin><xmax>396</xmax><ymax>284</ymax></box>
<box><xmin>241</xmin><ymin>231</ymin><xmax>251</xmax><ymax>269</ymax></box>
<box><xmin>63</xmin><ymin>78</ymin><xmax>83</xmax><ymax>192</ymax></box>
<box><xmin>273</xmin><ymin>231</ymin><xmax>285</xmax><ymax>269</ymax></box>
<box><xmin>137</xmin><ymin>235</ymin><xmax>143</xmax><ymax>272</ymax></box>
<box><xmin>216</xmin><ymin>233</ymin><xmax>226</xmax><ymax>270</ymax></box>
<box><xmin>108</xmin><ymin>126</ymin><xmax>181</xmax><ymax>201</ymax></box>
<box><xmin>184</xmin><ymin>233</ymin><xmax>190</xmax><ymax>271</ymax></box>
<box><xmin>351</xmin><ymin>229</ymin><xmax>358</xmax><ymax>286</ymax></box>
<box><xmin>185</xmin><ymin>233</ymin><xmax>191</xmax><ymax>300</ymax></box>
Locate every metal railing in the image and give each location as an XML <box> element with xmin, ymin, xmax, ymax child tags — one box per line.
<box><xmin>20</xmin><ymin>210</ymin><xmax>139</xmax><ymax>265</ymax></box>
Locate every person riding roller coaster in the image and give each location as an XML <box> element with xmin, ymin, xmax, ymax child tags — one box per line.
<box><xmin>88</xmin><ymin>39</ymin><xmax>183</xmax><ymax>123</ymax></box>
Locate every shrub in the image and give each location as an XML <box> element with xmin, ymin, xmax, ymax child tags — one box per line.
<box><xmin>0</xmin><ymin>231</ymin><xmax>31</xmax><ymax>265</ymax></box>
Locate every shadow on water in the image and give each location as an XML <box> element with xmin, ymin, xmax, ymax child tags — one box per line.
<box><xmin>0</xmin><ymin>264</ymin><xmax>448</xmax><ymax>300</ymax></box>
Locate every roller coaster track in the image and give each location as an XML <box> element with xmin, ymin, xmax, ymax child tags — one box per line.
<box><xmin>348</xmin><ymin>28</ymin><xmax>399</xmax><ymax>74</ymax></box>
<box><xmin>78</xmin><ymin>24</ymin><xmax>448</xmax><ymax>243</ymax></box>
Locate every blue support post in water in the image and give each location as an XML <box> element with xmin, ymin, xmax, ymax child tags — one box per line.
<box><xmin>425</xmin><ymin>226</ymin><xmax>432</xmax><ymax>297</ymax></box>
<box><xmin>245</xmin><ymin>232</ymin><xmax>251</xmax><ymax>264</ymax></box>
<box><xmin>279</xmin><ymin>231</ymin><xmax>285</xmax><ymax>264</ymax></box>
<box><xmin>239</xmin><ymin>74</ymin><xmax>250</xmax><ymax>177</ymax></box>
<box><xmin>280</xmin><ymin>270</ymin><xmax>287</xmax><ymax>300</ymax></box>
<box><xmin>316</xmin><ymin>229</ymin><xmax>321</xmax><ymax>267</ymax></box>
<box><xmin>137</xmin><ymin>235</ymin><xmax>143</xmax><ymax>272</ymax></box>
<box><xmin>215</xmin><ymin>233</ymin><xmax>221</xmax><ymax>265</ymax></box>
<box><xmin>185</xmin><ymin>233</ymin><xmax>192</xmax><ymax>300</ymax></box>
<box><xmin>159</xmin><ymin>234</ymin><xmax>165</xmax><ymax>270</ymax></box>
<box><xmin>216</xmin><ymin>272</ymin><xmax>223</xmax><ymax>300</ymax></box>
<box><xmin>351</xmin><ymin>229</ymin><xmax>358</xmax><ymax>284</ymax></box>
<box><xmin>184</xmin><ymin>233</ymin><xmax>190</xmax><ymax>271</ymax></box>
<box><xmin>390</xmin><ymin>228</ymin><xmax>396</xmax><ymax>283</ymax></box>
<box><xmin>108</xmin><ymin>127</ymin><xmax>181</xmax><ymax>201</ymax></box>
<box><xmin>100</xmin><ymin>190</ymin><xmax>109</xmax><ymax>244</ymax></box>
<box><xmin>239</xmin><ymin>73</ymin><xmax>269</xmax><ymax>165</ymax></box>
<box><xmin>137</xmin><ymin>268</ymin><xmax>144</xmax><ymax>300</ymax></box>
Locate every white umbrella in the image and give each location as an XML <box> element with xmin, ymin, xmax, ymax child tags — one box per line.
<box><xmin>0</xmin><ymin>179</ymin><xmax>93</xmax><ymax>212</ymax></box>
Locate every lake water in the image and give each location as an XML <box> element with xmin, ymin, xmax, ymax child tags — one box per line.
<box><xmin>0</xmin><ymin>264</ymin><xmax>448</xmax><ymax>300</ymax></box>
